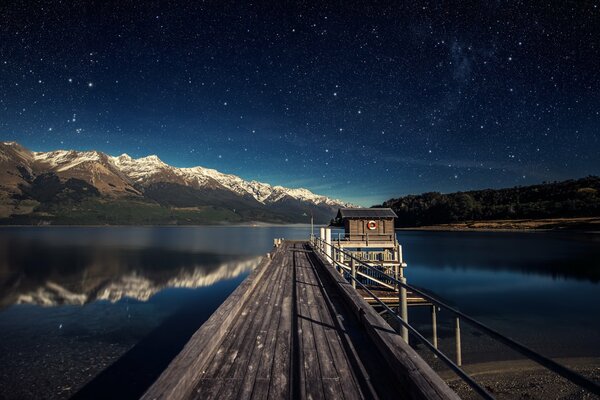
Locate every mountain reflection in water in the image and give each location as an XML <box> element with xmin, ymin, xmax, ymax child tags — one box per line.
<box><xmin>0</xmin><ymin>240</ymin><xmax>261</xmax><ymax>308</ymax></box>
<box><xmin>0</xmin><ymin>226</ymin><xmax>314</xmax><ymax>400</ymax></box>
<box><xmin>0</xmin><ymin>226</ymin><xmax>598</xmax><ymax>400</ymax></box>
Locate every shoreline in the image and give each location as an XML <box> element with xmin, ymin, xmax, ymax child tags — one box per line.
<box><xmin>441</xmin><ymin>357</ymin><xmax>600</xmax><ymax>399</ymax></box>
<box><xmin>396</xmin><ymin>217</ymin><xmax>600</xmax><ymax>233</ymax></box>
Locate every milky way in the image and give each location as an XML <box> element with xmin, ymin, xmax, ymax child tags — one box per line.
<box><xmin>1</xmin><ymin>1</ymin><xmax>599</xmax><ymax>204</ymax></box>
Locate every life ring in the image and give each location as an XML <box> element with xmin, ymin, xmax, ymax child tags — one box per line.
<box><xmin>367</xmin><ymin>220</ymin><xmax>377</xmax><ymax>230</ymax></box>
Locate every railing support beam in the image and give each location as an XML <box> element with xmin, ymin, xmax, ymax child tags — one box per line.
<box><xmin>319</xmin><ymin>227</ymin><xmax>325</xmax><ymax>253</ymax></box>
<box><xmin>455</xmin><ymin>317</ymin><xmax>462</xmax><ymax>367</ymax></box>
<box><xmin>325</xmin><ymin>228</ymin><xmax>332</xmax><ymax>264</ymax></box>
<box><xmin>312</xmin><ymin>236</ymin><xmax>600</xmax><ymax>396</ymax></box>
<box><xmin>351</xmin><ymin>258</ymin><xmax>356</xmax><ymax>289</ymax></box>
<box><xmin>399</xmin><ymin>275</ymin><xmax>408</xmax><ymax>344</ymax></box>
<box><xmin>432</xmin><ymin>305</ymin><xmax>438</xmax><ymax>351</ymax></box>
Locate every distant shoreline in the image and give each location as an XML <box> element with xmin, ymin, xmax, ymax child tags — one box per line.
<box><xmin>396</xmin><ymin>217</ymin><xmax>600</xmax><ymax>233</ymax></box>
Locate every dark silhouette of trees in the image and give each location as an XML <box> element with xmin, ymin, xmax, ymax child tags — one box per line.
<box><xmin>376</xmin><ymin>176</ymin><xmax>600</xmax><ymax>227</ymax></box>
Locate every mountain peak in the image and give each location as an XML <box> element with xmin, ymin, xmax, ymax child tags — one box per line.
<box><xmin>1</xmin><ymin>142</ymin><xmax>352</xmax><ymax>223</ymax></box>
<box><xmin>137</xmin><ymin>154</ymin><xmax>165</xmax><ymax>165</ymax></box>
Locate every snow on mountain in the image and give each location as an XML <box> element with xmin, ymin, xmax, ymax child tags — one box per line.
<box><xmin>0</xmin><ymin>142</ymin><xmax>351</xmax><ymax>208</ymax></box>
<box><xmin>33</xmin><ymin>150</ymin><xmax>104</xmax><ymax>172</ymax></box>
<box><xmin>110</xmin><ymin>151</ymin><xmax>350</xmax><ymax>207</ymax></box>
<box><xmin>111</xmin><ymin>153</ymin><xmax>186</xmax><ymax>185</ymax></box>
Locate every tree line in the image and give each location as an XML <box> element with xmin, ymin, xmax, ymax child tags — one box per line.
<box><xmin>375</xmin><ymin>176</ymin><xmax>600</xmax><ymax>227</ymax></box>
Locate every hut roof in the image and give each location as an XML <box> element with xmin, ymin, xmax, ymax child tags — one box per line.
<box><xmin>336</xmin><ymin>208</ymin><xmax>397</xmax><ymax>219</ymax></box>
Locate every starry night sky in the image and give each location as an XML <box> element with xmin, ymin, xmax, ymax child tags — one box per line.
<box><xmin>1</xmin><ymin>1</ymin><xmax>599</xmax><ymax>205</ymax></box>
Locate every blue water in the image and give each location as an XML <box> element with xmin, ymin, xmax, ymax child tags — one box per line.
<box><xmin>398</xmin><ymin>231</ymin><xmax>600</xmax><ymax>364</ymax></box>
<box><xmin>0</xmin><ymin>226</ymin><xmax>598</xmax><ymax>398</ymax></box>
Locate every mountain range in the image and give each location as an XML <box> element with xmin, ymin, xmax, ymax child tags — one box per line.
<box><xmin>0</xmin><ymin>142</ymin><xmax>350</xmax><ymax>224</ymax></box>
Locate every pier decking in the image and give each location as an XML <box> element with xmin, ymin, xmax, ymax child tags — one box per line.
<box><xmin>142</xmin><ymin>241</ymin><xmax>458</xmax><ymax>400</ymax></box>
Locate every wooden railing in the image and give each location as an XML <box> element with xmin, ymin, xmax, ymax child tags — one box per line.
<box><xmin>334</xmin><ymin>249</ymin><xmax>397</xmax><ymax>263</ymax></box>
<box><xmin>334</xmin><ymin>232</ymin><xmax>397</xmax><ymax>246</ymax></box>
<box><xmin>312</xmin><ymin>237</ymin><xmax>600</xmax><ymax>399</ymax></box>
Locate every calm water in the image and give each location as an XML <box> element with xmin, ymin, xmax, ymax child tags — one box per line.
<box><xmin>398</xmin><ymin>231</ymin><xmax>600</xmax><ymax>368</ymax></box>
<box><xmin>0</xmin><ymin>227</ymin><xmax>598</xmax><ymax>399</ymax></box>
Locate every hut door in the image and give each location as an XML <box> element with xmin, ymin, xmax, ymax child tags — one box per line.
<box><xmin>357</xmin><ymin>219</ymin><xmax>364</xmax><ymax>238</ymax></box>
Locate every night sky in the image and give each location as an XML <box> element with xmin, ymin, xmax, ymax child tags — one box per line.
<box><xmin>1</xmin><ymin>2</ymin><xmax>599</xmax><ymax>205</ymax></box>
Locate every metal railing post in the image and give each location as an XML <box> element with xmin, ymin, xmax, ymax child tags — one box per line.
<box><xmin>399</xmin><ymin>275</ymin><xmax>408</xmax><ymax>344</ymax></box>
<box><xmin>455</xmin><ymin>317</ymin><xmax>462</xmax><ymax>366</ymax></box>
<box><xmin>325</xmin><ymin>228</ymin><xmax>332</xmax><ymax>264</ymax></box>
<box><xmin>319</xmin><ymin>227</ymin><xmax>325</xmax><ymax>252</ymax></box>
<box><xmin>432</xmin><ymin>306</ymin><xmax>438</xmax><ymax>351</ymax></box>
<box><xmin>309</xmin><ymin>235</ymin><xmax>600</xmax><ymax>396</ymax></box>
<box><xmin>351</xmin><ymin>258</ymin><xmax>356</xmax><ymax>289</ymax></box>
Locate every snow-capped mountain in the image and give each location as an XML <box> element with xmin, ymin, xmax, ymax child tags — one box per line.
<box><xmin>0</xmin><ymin>141</ymin><xmax>351</xmax><ymax>224</ymax></box>
<box><xmin>111</xmin><ymin>152</ymin><xmax>344</xmax><ymax>207</ymax></box>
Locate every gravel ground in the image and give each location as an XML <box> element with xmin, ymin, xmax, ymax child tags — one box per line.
<box><xmin>443</xmin><ymin>358</ymin><xmax>600</xmax><ymax>400</ymax></box>
<box><xmin>0</xmin><ymin>337</ymin><xmax>130</xmax><ymax>400</ymax></box>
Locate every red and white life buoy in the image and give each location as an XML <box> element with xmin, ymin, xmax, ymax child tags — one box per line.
<box><xmin>367</xmin><ymin>220</ymin><xmax>378</xmax><ymax>230</ymax></box>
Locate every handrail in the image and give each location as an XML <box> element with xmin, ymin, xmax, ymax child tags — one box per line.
<box><xmin>313</xmin><ymin>238</ymin><xmax>493</xmax><ymax>399</ymax></box>
<box><xmin>313</xmin><ymin>237</ymin><xmax>600</xmax><ymax>396</ymax></box>
<box><xmin>353</xmin><ymin>270</ymin><xmax>494</xmax><ymax>399</ymax></box>
<box><xmin>334</xmin><ymin>232</ymin><xmax>396</xmax><ymax>241</ymax></box>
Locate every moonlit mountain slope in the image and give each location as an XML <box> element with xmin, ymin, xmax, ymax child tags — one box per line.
<box><xmin>0</xmin><ymin>142</ymin><xmax>351</xmax><ymax>224</ymax></box>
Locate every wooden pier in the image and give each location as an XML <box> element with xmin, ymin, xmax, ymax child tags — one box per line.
<box><xmin>142</xmin><ymin>240</ymin><xmax>458</xmax><ymax>400</ymax></box>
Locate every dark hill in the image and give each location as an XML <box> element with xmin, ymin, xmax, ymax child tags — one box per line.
<box><xmin>376</xmin><ymin>176</ymin><xmax>600</xmax><ymax>227</ymax></box>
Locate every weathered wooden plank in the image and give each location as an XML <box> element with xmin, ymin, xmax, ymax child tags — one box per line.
<box><xmin>193</xmin><ymin>249</ymin><xmax>286</xmax><ymax>398</ymax></box>
<box><xmin>294</xmin><ymin>245</ymin><xmax>326</xmax><ymax>400</ymax></box>
<box><xmin>296</xmin><ymin>248</ymin><xmax>349</xmax><ymax>400</ymax></box>
<box><xmin>145</xmin><ymin>240</ymin><xmax>459</xmax><ymax>400</ymax></box>
<box><xmin>199</xmin><ymin>250</ymin><xmax>287</xmax><ymax>399</ymax></box>
<box><xmin>265</xmin><ymin>246</ymin><xmax>295</xmax><ymax>400</ymax></box>
<box><xmin>234</xmin><ymin>247</ymin><xmax>290</xmax><ymax>400</ymax></box>
<box><xmin>142</xmin><ymin>255</ymin><xmax>273</xmax><ymax>400</ymax></box>
<box><xmin>247</xmin><ymin>246</ymin><xmax>291</xmax><ymax>400</ymax></box>
<box><xmin>301</xmin><ymin>246</ymin><xmax>365</xmax><ymax>400</ymax></box>
<box><xmin>194</xmin><ymin>286</ymin><xmax>260</xmax><ymax>398</ymax></box>
<box><xmin>310</xmin><ymin>247</ymin><xmax>460</xmax><ymax>400</ymax></box>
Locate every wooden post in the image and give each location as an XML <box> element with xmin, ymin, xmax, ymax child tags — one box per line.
<box><xmin>455</xmin><ymin>317</ymin><xmax>462</xmax><ymax>366</ymax></box>
<box><xmin>351</xmin><ymin>258</ymin><xmax>356</xmax><ymax>289</ymax></box>
<box><xmin>399</xmin><ymin>274</ymin><xmax>408</xmax><ymax>344</ymax></box>
<box><xmin>432</xmin><ymin>306</ymin><xmax>438</xmax><ymax>351</ymax></box>
<box><xmin>398</xmin><ymin>244</ymin><xmax>403</xmax><ymax>264</ymax></box>
<box><xmin>325</xmin><ymin>228</ymin><xmax>332</xmax><ymax>263</ymax></box>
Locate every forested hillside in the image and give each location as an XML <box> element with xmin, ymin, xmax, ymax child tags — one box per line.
<box><xmin>377</xmin><ymin>176</ymin><xmax>600</xmax><ymax>227</ymax></box>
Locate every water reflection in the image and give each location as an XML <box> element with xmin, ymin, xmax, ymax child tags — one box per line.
<box><xmin>0</xmin><ymin>226</ymin><xmax>597</xmax><ymax>399</ymax></box>
<box><xmin>0</xmin><ymin>239</ymin><xmax>261</xmax><ymax>308</ymax></box>
<box><xmin>0</xmin><ymin>226</ymin><xmax>314</xmax><ymax>400</ymax></box>
<box><xmin>397</xmin><ymin>231</ymin><xmax>600</xmax><ymax>283</ymax></box>
<box><xmin>397</xmin><ymin>230</ymin><xmax>600</xmax><ymax>365</ymax></box>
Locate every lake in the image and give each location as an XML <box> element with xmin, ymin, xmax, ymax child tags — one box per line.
<box><xmin>0</xmin><ymin>227</ymin><xmax>598</xmax><ymax>399</ymax></box>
